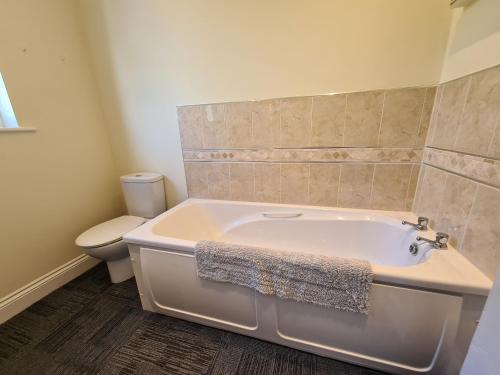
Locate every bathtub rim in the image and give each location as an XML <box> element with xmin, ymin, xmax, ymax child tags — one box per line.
<box><xmin>123</xmin><ymin>198</ymin><xmax>492</xmax><ymax>297</ymax></box>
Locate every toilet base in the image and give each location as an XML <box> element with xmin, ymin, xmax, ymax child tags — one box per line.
<box><xmin>106</xmin><ymin>256</ymin><xmax>134</xmax><ymax>283</ymax></box>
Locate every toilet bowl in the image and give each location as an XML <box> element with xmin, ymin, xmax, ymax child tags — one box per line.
<box><xmin>76</xmin><ymin>216</ymin><xmax>146</xmax><ymax>283</ymax></box>
<box><xmin>75</xmin><ymin>172</ymin><xmax>166</xmax><ymax>283</ymax></box>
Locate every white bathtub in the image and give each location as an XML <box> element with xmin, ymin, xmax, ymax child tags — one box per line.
<box><xmin>124</xmin><ymin>199</ymin><xmax>492</xmax><ymax>375</ymax></box>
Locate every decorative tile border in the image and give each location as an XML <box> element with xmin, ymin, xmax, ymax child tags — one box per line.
<box><xmin>414</xmin><ymin>163</ymin><xmax>500</xmax><ymax>280</ymax></box>
<box><xmin>178</xmin><ymin>85</ymin><xmax>435</xmax><ymax>211</ymax></box>
<box><xmin>183</xmin><ymin>147</ymin><xmax>422</xmax><ymax>163</ymax></box>
<box><xmin>414</xmin><ymin>64</ymin><xmax>500</xmax><ymax>281</ymax></box>
<box><xmin>423</xmin><ymin>147</ymin><xmax>500</xmax><ymax>188</ymax></box>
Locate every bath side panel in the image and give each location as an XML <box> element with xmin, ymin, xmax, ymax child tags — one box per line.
<box><xmin>135</xmin><ymin>245</ymin><xmax>463</xmax><ymax>375</ymax></box>
<box><xmin>274</xmin><ymin>283</ymin><xmax>462</xmax><ymax>372</ymax></box>
<box><xmin>139</xmin><ymin>247</ymin><xmax>258</xmax><ymax>331</ymax></box>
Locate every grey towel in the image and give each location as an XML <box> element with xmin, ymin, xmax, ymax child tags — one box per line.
<box><xmin>194</xmin><ymin>240</ymin><xmax>373</xmax><ymax>315</ymax></box>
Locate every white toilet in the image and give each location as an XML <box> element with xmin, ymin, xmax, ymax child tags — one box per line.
<box><xmin>76</xmin><ymin>173</ymin><xmax>166</xmax><ymax>283</ymax></box>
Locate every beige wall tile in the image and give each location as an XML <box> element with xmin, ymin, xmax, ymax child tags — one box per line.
<box><xmin>416</xmin><ymin>87</ymin><xmax>437</xmax><ymax>146</ymax></box>
<box><xmin>311</xmin><ymin>95</ymin><xmax>345</xmax><ymax>147</ymax></box>
<box><xmin>178</xmin><ymin>86</ymin><xmax>436</xmax><ymax>209</ymax></box>
<box><xmin>308</xmin><ymin>164</ymin><xmax>340</xmax><ymax>207</ymax></box>
<box><xmin>207</xmin><ymin>163</ymin><xmax>230</xmax><ymax>199</ymax></box>
<box><xmin>455</xmin><ymin>66</ymin><xmax>500</xmax><ymax>156</ymax></box>
<box><xmin>488</xmin><ymin>123</ymin><xmax>500</xmax><ymax>159</ymax></box>
<box><xmin>429</xmin><ymin>77</ymin><xmax>470</xmax><ymax>150</ymax></box>
<box><xmin>177</xmin><ymin>106</ymin><xmax>204</xmax><ymax>149</ymax></box>
<box><xmin>412</xmin><ymin>163</ymin><xmax>425</xmax><ymax>212</ymax></box>
<box><xmin>425</xmin><ymin>85</ymin><xmax>443</xmax><ymax>148</ymax></box>
<box><xmin>252</xmin><ymin>99</ymin><xmax>280</xmax><ymax>148</ymax></box>
<box><xmin>338</xmin><ymin>164</ymin><xmax>374</xmax><ymax>208</ymax></box>
<box><xmin>254</xmin><ymin>163</ymin><xmax>280</xmax><ymax>203</ymax></box>
<box><xmin>461</xmin><ymin>185</ymin><xmax>500</xmax><ymax>280</ymax></box>
<box><xmin>406</xmin><ymin>164</ymin><xmax>420</xmax><ymax>211</ymax></box>
<box><xmin>414</xmin><ymin>165</ymin><xmax>447</xmax><ymax>227</ymax></box>
<box><xmin>280</xmin><ymin>97</ymin><xmax>312</xmax><ymax>148</ymax></box>
<box><xmin>379</xmin><ymin>88</ymin><xmax>426</xmax><ymax>147</ymax></box>
<box><xmin>371</xmin><ymin>164</ymin><xmax>412</xmax><ymax>210</ymax></box>
<box><xmin>344</xmin><ymin>91</ymin><xmax>384</xmax><ymax>146</ymax></box>
<box><xmin>437</xmin><ymin>174</ymin><xmax>477</xmax><ymax>248</ymax></box>
<box><xmin>229</xmin><ymin>163</ymin><xmax>254</xmax><ymax>201</ymax></box>
<box><xmin>280</xmin><ymin>163</ymin><xmax>309</xmax><ymax>204</ymax></box>
<box><xmin>202</xmin><ymin>104</ymin><xmax>226</xmax><ymax>148</ymax></box>
<box><xmin>184</xmin><ymin>162</ymin><xmax>209</xmax><ymax>198</ymax></box>
<box><xmin>225</xmin><ymin>102</ymin><xmax>253</xmax><ymax>148</ymax></box>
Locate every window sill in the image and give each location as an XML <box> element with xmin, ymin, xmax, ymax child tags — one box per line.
<box><xmin>0</xmin><ymin>127</ymin><xmax>36</xmax><ymax>133</ymax></box>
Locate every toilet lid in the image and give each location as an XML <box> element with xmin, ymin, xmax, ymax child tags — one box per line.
<box><xmin>76</xmin><ymin>216</ymin><xmax>146</xmax><ymax>248</ymax></box>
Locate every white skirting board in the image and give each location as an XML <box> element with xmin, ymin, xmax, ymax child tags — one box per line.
<box><xmin>0</xmin><ymin>254</ymin><xmax>100</xmax><ymax>324</ymax></box>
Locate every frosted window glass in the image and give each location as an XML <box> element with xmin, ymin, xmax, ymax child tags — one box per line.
<box><xmin>0</xmin><ymin>72</ymin><xmax>18</xmax><ymax>128</ymax></box>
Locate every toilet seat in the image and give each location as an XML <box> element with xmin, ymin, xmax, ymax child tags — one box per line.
<box><xmin>76</xmin><ymin>215</ymin><xmax>146</xmax><ymax>248</ymax></box>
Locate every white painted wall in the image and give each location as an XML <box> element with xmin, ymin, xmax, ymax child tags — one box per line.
<box><xmin>78</xmin><ymin>0</ymin><xmax>452</xmax><ymax>207</ymax></box>
<box><xmin>0</xmin><ymin>0</ymin><xmax>123</xmax><ymax>298</ymax></box>
<box><xmin>441</xmin><ymin>0</ymin><xmax>500</xmax><ymax>82</ymax></box>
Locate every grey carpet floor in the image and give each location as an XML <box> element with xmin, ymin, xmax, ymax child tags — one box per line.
<box><xmin>0</xmin><ymin>263</ymin><xmax>386</xmax><ymax>375</ymax></box>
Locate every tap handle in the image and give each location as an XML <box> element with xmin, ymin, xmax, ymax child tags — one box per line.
<box><xmin>402</xmin><ymin>217</ymin><xmax>429</xmax><ymax>230</ymax></box>
<box><xmin>436</xmin><ymin>232</ymin><xmax>449</xmax><ymax>245</ymax></box>
<box><xmin>417</xmin><ymin>217</ymin><xmax>429</xmax><ymax>229</ymax></box>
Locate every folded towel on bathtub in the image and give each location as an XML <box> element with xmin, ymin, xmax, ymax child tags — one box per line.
<box><xmin>194</xmin><ymin>241</ymin><xmax>373</xmax><ymax>315</ymax></box>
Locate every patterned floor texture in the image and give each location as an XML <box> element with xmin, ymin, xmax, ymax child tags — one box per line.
<box><xmin>0</xmin><ymin>263</ymin><xmax>387</xmax><ymax>375</ymax></box>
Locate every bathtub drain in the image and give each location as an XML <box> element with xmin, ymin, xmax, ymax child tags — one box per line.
<box><xmin>409</xmin><ymin>242</ymin><xmax>419</xmax><ymax>255</ymax></box>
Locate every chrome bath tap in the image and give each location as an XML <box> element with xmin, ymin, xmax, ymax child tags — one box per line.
<box><xmin>402</xmin><ymin>217</ymin><xmax>429</xmax><ymax>231</ymax></box>
<box><xmin>416</xmin><ymin>232</ymin><xmax>449</xmax><ymax>249</ymax></box>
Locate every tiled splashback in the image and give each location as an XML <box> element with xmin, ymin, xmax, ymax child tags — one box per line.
<box><xmin>177</xmin><ymin>69</ymin><xmax>500</xmax><ymax>279</ymax></box>
<box><xmin>414</xmin><ymin>64</ymin><xmax>500</xmax><ymax>280</ymax></box>
<box><xmin>178</xmin><ymin>87</ymin><xmax>435</xmax><ymax>211</ymax></box>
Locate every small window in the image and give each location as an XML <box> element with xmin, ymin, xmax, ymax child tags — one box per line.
<box><xmin>0</xmin><ymin>72</ymin><xmax>19</xmax><ymax>129</ymax></box>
